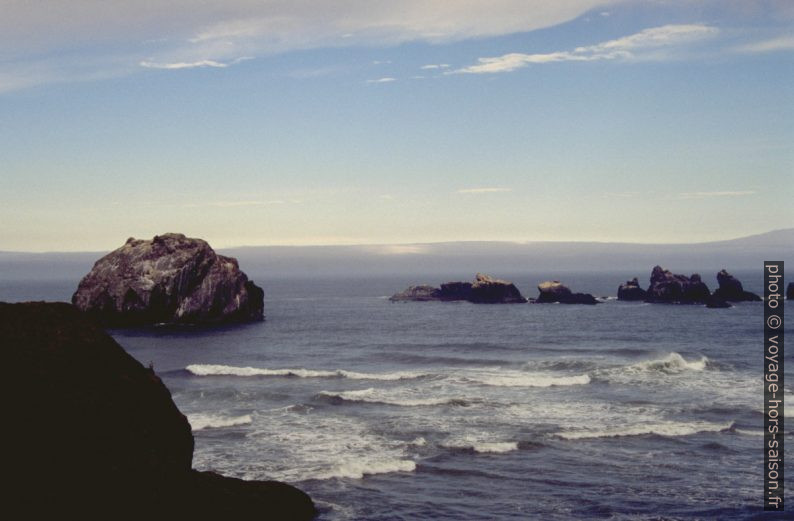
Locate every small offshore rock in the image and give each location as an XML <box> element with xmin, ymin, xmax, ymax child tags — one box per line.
<box><xmin>617</xmin><ymin>277</ymin><xmax>647</xmax><ymax>301</ymax></box>
<box><xmin>469</xmin><ymin>273</ymin><xmax>527</xmax><ymax>304</ymax></box>
<box><xmin>535</xmin><ymin>281</ymin><xmax>598</xmax><ymax>305</ymax></box>
<box><xmin>389</xmin><ymin>285</ymin><xmax>441</xmax><ymax>301</ymax></box>
<box><xmin>390</xmin><ymin>273</ymin><xmax>526</xmax><ymax>304</ymax></box>
<box><xmin>712</xmin><ymin>269</ymin><xmax>761</xmax><ymax>302</ymax></box>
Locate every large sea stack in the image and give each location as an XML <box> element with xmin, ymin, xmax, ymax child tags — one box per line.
<box><xmin>712</xmin><ymin>269</ymin><xmax>761</xmax><ymax>302</ymax></box>
<box><xmin>786</xmin><ymin>282</ymin><xmax>793</xmax><ymax>300</ymax></box>
<box><xmin>1</xmin><ymin>302</ymin><xmax>315</xmax><ymax>520</ymax></box>
<box><xmin>72</xmin><ymin>233</ymin><xmax>264</xmax><ymax>326</ymax></box>
<box><xmin>645</xmin><ymin>266</ymin><xmax>710</xmax><ymax>304</ymax></box>
<box><xmin>390</xmin><ymin>273</ymin><xmax>526</xmax><ymax>303</ymax></box>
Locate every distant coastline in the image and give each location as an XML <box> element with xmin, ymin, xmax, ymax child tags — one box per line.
<box><xmin>2</xmin><ymin>228</ymin><xmax>792</xmax><ymax>279</ymax></box>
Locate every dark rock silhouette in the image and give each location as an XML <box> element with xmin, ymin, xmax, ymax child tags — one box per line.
<box><xmin>1</xmin><ymin>302</ymin><xmax>315</xmax><ymax>520</ymax></box>
<box><xmin>788</xmin><ymin>282</ymin><xmax>793</xmax><ymax>300</ymax></box>
<box><xmin>617</xmin><ymin>278</ymin><xmax>647</xmax><ymax>301</ymax></box>
<box><xmin>72</xmin><ymin>233</ymin><xmax>264</xmax><ymax>326</ymax></box>
<box><xmin>390</xmin><ymin>273</ymin><xmax>526</xmax><ymax>303</ymax></box>
<box><xmin>535</xmin><ymin>281</ymin><xmax>598</xmax><ymax>305</ymax></box>
<box><xmin>439</xmin><ymin>281</ymin><xmax>475</xmax><ymax>301</ymax></box>
<box><xmin>468</xmin><ymin>274</ymin><xmax>527</xmax><ymax>303</ymax></box>
<box><xmin>645</xmin><ymin>266</ymin><xmax>710</xmax><ymax>304</ymax></box>
<box><xmin>712</xmin><ymin>269</ymin><xmax>761</xmax><ymax>302</ymax></box>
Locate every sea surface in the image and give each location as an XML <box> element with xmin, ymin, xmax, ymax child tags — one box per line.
<box><xmin>2</xmin><ymin>270</ymin><xmax>791</xmax><ymax>520</ymax></box>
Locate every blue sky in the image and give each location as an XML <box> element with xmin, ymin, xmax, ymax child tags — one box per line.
<box><xmin>1</xmin><ymin>0</ymin><xmax>792</xmax><ymax>251</ymax></box>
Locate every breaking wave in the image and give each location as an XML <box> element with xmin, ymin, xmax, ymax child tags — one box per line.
<box><xmin>186</xmin><ymin>364</ymin><xmax>426</xmax><ymax>381</ymax></box>
<box><xmin>557</xmin><ymin>420</ymin><xmax>734</xmax><ymax>440</ymax></box>
<box><xmin>625</xmin><ymin>353</ymin><xmax>709</xmax><ymax>373</ymax></box>
<box><xmin>316</xmin><ymin>459</ymin><xmax>417</xmax><ymax>480</ymax></box>
<box><xmin>316</xmin><ymin>388</ymin><xmax>470</xmax><ymax>407</ymax></box>
<box><xmin>188</xmin><ymin>413</ymin><xmax>253</xmax><ymax>431</ymax></box>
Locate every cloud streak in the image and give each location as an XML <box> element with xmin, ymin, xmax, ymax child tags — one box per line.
<box><xmin>140</xmin><ymin>60</ymin><xmax>229</xmax><ymax>70</ymax></box>
<box><xmin>677</xmin><ymin>190</ymin><xmax>756</xmax><ymax>199</ymax></box>
<box><xmin>734</xmin><ymin>35</ymin><xmax>794</xmax><ymax>54</ymax></box>
<box><xmin>454</xmin><ymin>24</ymin><xmax>720</xmax><ymax>74</ymax></box>
<box><xmin>457</xmin><ymin>187</ymin><xmax>512</xmax><ymax>194</ymax></box>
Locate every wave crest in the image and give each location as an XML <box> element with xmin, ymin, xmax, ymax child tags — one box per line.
<box><xmin>627</xmin><ymin>353</ymin><xmax>709</xmax><ymax>373</ymax></box>
<box><xmin>186</xmin><ymin>364</ymin><xmax>425</xmax><ymax>381</ymax></box>
<box><xmin>188</xmin><ymin>413</ymin><xmax>253</xmax><ymax>431</ymax></box>
<box><xmin>317</xmin><ymin>388</ymin><xmax>470</xmax><ymax>407</ymax></box>
<box><xmin>557</xmin><ymin>420</ymin><xmax>734</xmax><ymax>440</ymax></box>
<box><xmin>316</xmin><ymin>459</ymin><xmax>416</xmax><ymax>480</ymax></box>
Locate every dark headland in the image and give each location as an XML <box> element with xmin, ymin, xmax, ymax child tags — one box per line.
<box><xmin>1</xmin><ymin>302</ymin><xmax>316</xmax><ymax>520</ymax></box>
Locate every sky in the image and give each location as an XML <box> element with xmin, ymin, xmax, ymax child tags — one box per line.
<box><xmin>1</xmin><ymin>0</ymin><xmax>793</xmax><ymax>251</ymax></box>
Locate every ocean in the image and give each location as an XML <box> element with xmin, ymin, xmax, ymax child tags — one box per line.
<box><xmin>2</xmin><ymin>270</ymin><xmax>791</xmax><ymax>520</ymax></box>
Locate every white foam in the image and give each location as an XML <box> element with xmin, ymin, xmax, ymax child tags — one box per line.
<box><xmin>557</xmin><ymin>420</ymin><xmax>733</xmax><ymax>440</ymax></box>
<box><xmin>627</xmin><ymin>353</ymin><xmax>708</xmax><ymax>373</ymax></box>
<box><xmin>186</xmin><ymin>364</ymin><xmax>425</xmax><ymax>381</ymax></box>
<box><xmin>442</xmin><ymin>434</ymin><xmax>519</xmax><ymax>453</ymax></box>
<box><xmin>472</xmin><ymin>372</ymin><xmax>591</xmax><ymax>388</ymax></box>
<box><xmin>316</xmin><ymin>459</ymin><xmax>417</xmax><ymax>480</ymax></box>
<box><xmin>188</xmin><ymin>413</ymin><xmax>253</xmax><ymax>431</ymax></box>
<box><xmin>193</xmin><ymin>410</ymin><xmax>417</xmax><ymax>482</ymax></box>
<box><xmin>735</xmin><ymin>429</ymin><xmax>764</xmax><ymax>437</ymax></box>
<box><xmin>319</xmin><ymin>388</ymin><xmax>462</xmax><ymax>407</ymax></box>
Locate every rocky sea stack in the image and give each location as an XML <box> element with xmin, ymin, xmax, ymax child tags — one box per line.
<box><xmin>645</xmin><ymin>266</ymin><xmax>710</xmax><ymax>304</ymax></box>
<box><xmin>390</xmin><ymin>273</ymin><xmax>526</xmax><ymax>303</ymax></box>
<box><xmin>72</xmin><ymin>233</ymin><xmax>264</xmax><ymax>326</ymax></box>
<box><xmin>617</xmin><ymin>278</ymin><xmax>647</xmax><ymax>301</ymax></box>
<box><xmin>1</xmin><ymin>302</ymin><xmax>315</xmax><ymax>520</ymax></box>
<box><xmin>534</xmin><ymin>281</ymin><xmax>598</xmax><ymax>305</ymax></box>
<box><xmin>712</xmin><ymin>269</ymin><xmax>761</xmax><ymax>302</ymax></box>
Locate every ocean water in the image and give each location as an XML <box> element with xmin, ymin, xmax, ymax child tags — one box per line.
<box><xmin>2</xmin><ymin>271</ymin><xmax>791</xmax><ymax>520</ymax></box>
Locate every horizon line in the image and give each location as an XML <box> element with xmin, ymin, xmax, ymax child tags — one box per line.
<box><xmin>1</xmin><ymin>228</ymin><xmax>791</xmax><ymax>255</ymax></box>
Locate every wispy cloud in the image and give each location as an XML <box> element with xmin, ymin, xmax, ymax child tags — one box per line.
<box><xmin>366</xmin><ymin>77</ymin><xmax>396</xmax><ymax>83</ymax></box>
<box><xmin>140</xmin><ymin>59</ymin><xmax>228</xmax><ymax>70</ymax></box>
<box><xmin>453</xmin><ymin>24</ymin><xmax>719</xmax><ymax>74</ymax></box>
<box><xmin>420</xmin><ymin>63</ymin><xmax>450</xmax><ymax>70</ymax></box>
<box><xmin>677</xmin><ymin>190</ymin><xmax>756</xmax><ymax>199</ymax></box>
<box><xmin>0</xmin><ymin>0</ymin><xmax>616</xmax><ymax>92</ymax></box>
<box><xmin>139</xmin><ymin>56</ymin><xmax>251</xmax><ymax>70</ymax></box>
<box><xmin>734</xmin><ymin>35</ymin><xmax>794</xmax><ymax>54</ymax></box>
<box><xmin>457</xmin><ymin>187</ymin><xmax>512</xmax><ymax>194</ymax></box>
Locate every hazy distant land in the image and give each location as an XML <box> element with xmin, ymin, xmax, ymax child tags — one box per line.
<box><xmin>1</xmin><ymin>228</ymin><xmax>791</xmax><ymax>281</ymax></box>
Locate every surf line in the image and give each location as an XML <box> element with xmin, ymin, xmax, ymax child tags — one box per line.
<box><xmin>764</xmin><ymin>261</ymin><xmax>784</xmax><ymax>511</ymax></box>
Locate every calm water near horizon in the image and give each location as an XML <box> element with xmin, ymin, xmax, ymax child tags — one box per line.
<box><xmin>2</xmin><ymin>271</ymin><xmax>791</xmax><ymax>520</ymax></box>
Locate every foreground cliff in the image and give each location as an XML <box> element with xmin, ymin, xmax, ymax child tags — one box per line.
<box><xmin>72</xmin><ymin>233</ymin><xmax>264</xmax><ymax>326</ymax></box>
<box><xmin>1</xmin><ymin>302</ymin><xmax>315</xmax><ymax>520</ymax></box>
